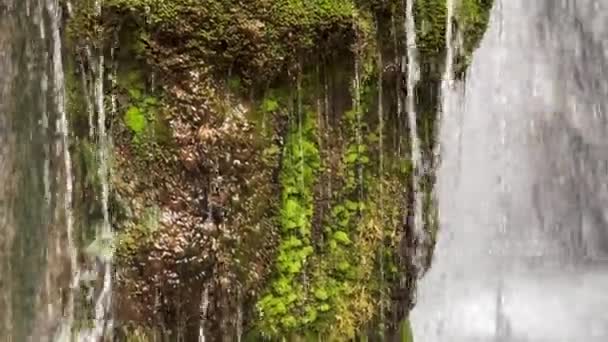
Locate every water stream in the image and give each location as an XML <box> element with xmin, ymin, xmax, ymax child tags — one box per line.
<box><xmin>1</xmin><ymin>1</ymin><xmax>112</xmax><ymax>340</ymax></box>
<box><xmin>0</xmin><ymin>0</ymin><xmax>78</xmax><ymax>339</ymax></box>
<box><xmin>412</xmin><ymin>1</ymin><xmax>608</xmax><ymax>340</ymax></box>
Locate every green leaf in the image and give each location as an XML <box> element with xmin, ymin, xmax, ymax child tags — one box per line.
<box><xmin>85</xmin><ymin>232</ymin><xmax>114</xmax><ymax>263</ymax></box>
<box><xmin>345</xmin><ymin>200</ymin><xmax>358</xmax><ymax>211</ymax></box>
<box><xmin>261</xmin><ymin>97</ymin><xmax>279</xmax><ymax>113</ymax></box>
<box><xmin>332</xmin><ymin>231</ymin><xmax>351</xmax><ymax>245</ymax></box>
<box><xmin>345</xmin><ymin>151</ymin><xmax>358</xmax><ymax>164</ymax></box>
<box><xmin>303</xmin><ymin>306</ymin><xmax>318</xmax><ymax>324</ymax></box>
<box><xmin>273</xmin><ymin>277</ymin><xmax>292</xmax><ymax>295</ymax></box>
<box><xmin>286</xmin><ymin>292</ymin><xmax>298</xmax><ymax>304</ymax></box>
<box><xmin>337</xmin><ymin>260</ymin><xmax>351</xmax><ymax>272</ymax></box>
<box><xmin>281</xmin><ymin>315</ymin><xmax>297</xmax><ymax>329</ymax></box>
<box><xmin>318</xmin><ymin>303</ymin><xmax>331</xmax><ymax>312</ymax></box>
<box><xmin>314</xmin><ymin>288</ymin><xmax>329</xmax><ymax>301</ymax></box>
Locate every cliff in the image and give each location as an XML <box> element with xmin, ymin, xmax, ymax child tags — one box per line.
<box><xmin>62</xmin><ymin>0</ymin><xmax>492</xmax><ymax>340</ymax></box>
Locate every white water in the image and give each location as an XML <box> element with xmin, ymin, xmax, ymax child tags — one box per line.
<box><xmin>404</xmin><ymin>0</ymin><xmax>423</xmax><ymax>267</ymax></box>
<box><xmin>0</xmin><ymin>1</ymin><xmax>84</xmax><ymax>339</ymax></box>
<box><xmin>46</xmin><ymin>0</ymin><xmax>79</xmax><ymax>339</ymax></box>
<box><xmin>92</xmin><ymin>0</ymin><xmax>113</xmax><ymax>338</ymax></box>
<box><xmin>199</xmin><ymin>286</ymin><xmax>209</xmax><ymax>342</ymax></box>
<box><xmin>412</xmin><ymin>1</ymin><xmax>608</xmax><ymax>341</ymax></box>
<box><xmin>76</xmin><ymin>1</ymin><xmax>113</xmax><ymax>339</ymax></box>
<box><xmin>84</xmin><ymin>49</ymin><xmax>113</xmax><ymax>342</ymax></box>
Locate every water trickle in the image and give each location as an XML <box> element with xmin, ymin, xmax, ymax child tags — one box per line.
<box><xmin>199</xmin><ymin>286</ymin><xmax>210</xmax><ymax>342</ymax></box>
<box><xmin>236</xmin><ymin>287</ymin><xmax>243</xmax><ymax>342</ymax></box>
<box><xmin>377</xmin><ymin>34</ymin><xmax>386</xmax><ymax>323</ymax></box>
<box><xmin>47</xmin><ymin>0</ymin><xmax>79</xmax><ymax>339</ymax></box>
<box><xmin>412</xmin><ymin>1</ymin><xmax>608</xmax><ymax>340</ymax></box>
<box><xmin>89</xmin><ymin>1</ymin><xmax>114</xmax><ymax>338</ymax></box>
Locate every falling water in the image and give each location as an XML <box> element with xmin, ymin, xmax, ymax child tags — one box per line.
<box><xmin>199</xmin><ymin>286</ymin><xmax>209</xmax><ymax>342</ymax></box>
<box><xmin>440</xmin><ymin>0</ymin><xmax>456</xmax><ymax>124</ymax></box>
<box><xmin>412</xmin><ymin>0</ymin><xmax>608</xmax><ymax>341</ymax></box>
<box><xmin>89</xmin><ymin>0</ymin><xmax>113</xmax><ymax>338</ymax></box>
<box><xmin>236</xmin><ymin>288</ymin><xmax>243</xmax><ymax>342</ymax></box>
<box><xmin>47</xmin><ymin>0</ymin><xmax>79</xmax><ymax>339</ymax></box>
<box><xmin>404</xmin><ymin>0</ymin><xmax>423</xmax><ymax>267</ymax></box>
<box><xmin>442</xmin><ymin>0</ymin><xmax>455</xmax><ymax>89</ymax></box>
<box><xmin>0</xmin><ymin>0</ymin><xmax>78</xmax><ymax>339</ymax></box>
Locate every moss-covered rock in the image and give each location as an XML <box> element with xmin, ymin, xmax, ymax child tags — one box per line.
<box><xmin>64</xmin><ymin>0</ymin><xmax>494</xmax><ymax>339</ymax></box>
<box><xmin>454</xmin><ymin>0</ymin><xmax>493</xmax><ymax>76</ymax></box>
<box><xmin>100</xmin><ymin>0</ymin><xmax>364</xmax><ymax>85</ymax></box>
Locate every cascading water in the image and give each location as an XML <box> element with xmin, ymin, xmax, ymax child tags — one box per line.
<box><xmin>404</xmin><ymin>0</ymin><xmax>424</xmax><ymax>268</ymax></box>
<box><xmin>0</xmin><ymin>0</ymin><xmax>78</xmax><ymax>339</ymax></box>
<box><xmin>1</xmin><ymin>1</ymin><xmax>114</xmax><ymax>340</ymax></box>
<box><xmin>412</xmin><ymin>0</ymin><xmax>608</xmax><ymax>340</ymax></box>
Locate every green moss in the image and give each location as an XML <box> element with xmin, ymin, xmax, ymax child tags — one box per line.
<box><xmin>456</xmin><ymin>0</ymin><xmax>493</xmax><ymax>54</ymax></box>
<box><xmin>454</xmin><ymin>0</ymin><xmax>493</xmax><ymax>76</ymax></box>
<box><xmin>256</xmin><ymin>102</ymin><xmax>320</xmax><ymax>337</ymax></box>
<box><xmin>116</xmin><ymin>67</ymin><xmax>169</xmax><ymax>149</ymax></box>
<box><xmin>399</xmin><ymin>319</ymin><xmax>414</xmax><ymax>342</ymax></box>
<box><xmin>115</xmin><ymin>207</ymin><xmax>160</xmax><ymax>261</ymax></box>
<box><xmin>414</xmin><ymin>0</ymin><xmax>447</xmax><ymax>61</ymax></box>
<box><xmin>124</xmin><ymin>106</ymin><xmax>147</xmax><ymax>134</ymax></box>
<box><xmin>102</xmin><ymin>0</ymin><xmax>362</xmax><ymax>84</ymax></box>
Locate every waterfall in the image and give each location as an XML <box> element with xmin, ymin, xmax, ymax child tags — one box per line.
<box><xmin>89</xmin><ymin>0</ymin><xmax>114</xmax><ymax>339</ymax></box>
<box><xmin>412</xmin><ymin>0</ymin><xmax>608</xmax><ymax>340</ymax></box>
<box><xmin>404</xmin><ymin>0</ymin><xmax>423</xmax><ymax>268</ymax></box>
<box><xmin>0</xmin><ymin>0</ymin><xmax>82</xmax><ymax>339</ymax></box>
<box><xmin>0</xmin><ymin>2</ymin><xmax>17</xmax><ymax>336</ymax></box>
<box><xmin>47</xmin><ymin>0</ymin><xmax>79</xmax><ymax>339</ymax></box>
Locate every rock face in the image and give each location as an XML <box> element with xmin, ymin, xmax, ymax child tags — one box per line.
<box><xmin>62</xmin><ymin>0</ymin><xmax>493</xmax><ymax>340</ymax></box>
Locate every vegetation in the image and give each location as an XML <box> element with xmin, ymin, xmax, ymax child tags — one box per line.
<box><xmin>63</xmin><ymin>0</ymin><xmax>493</xmax><ymax>339</ymax></box>
<box><xmin>256</xmin><ymin>97</ymin><xmax>321</xmax><ymax>337</ymax></box>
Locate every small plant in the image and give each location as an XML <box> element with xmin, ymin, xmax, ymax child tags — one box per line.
<box><xmin>256</xmin><ymin>103</ymin><xmax>320</xmax><ymax>337</ymax></box>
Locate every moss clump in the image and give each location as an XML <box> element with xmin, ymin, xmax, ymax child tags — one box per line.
<box><xmin>456</xmin><ymin>0</ymin><xmax>493</xmax><ymax>56</ymax></box>
<box><xmin>124</xmin><ymin>106</ymin><xmax>146</xmax><ymax>135</ymax></box>
<box><xmin>414</xmin><ymin>0</ymin><xmax>447</xmax><ymax>62</ymax></box>
<box><xmin>454</xmin><ymin>0</ymin><xmax>493</xmax><ymax>76</ymax></box>
<box><xmin>413</xmin><ymin>0</ymin><xmax>493</xmax><ymax>77</ymax></box>
<box><xmin>116</xmin><ymin>68</ymin><xmax>171</xmax><ymax>152</ymax></box>
<box><xmin>102</xmin><ymin>0</ymin><xmax>361</xmax><ymax>84</ymax></box>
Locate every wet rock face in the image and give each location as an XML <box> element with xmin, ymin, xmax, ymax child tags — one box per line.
<box><xmin>110</xmin><ymin>57</ymin><xmax>280</xmax><ymax>337</ymax></box>
<box><xmin>67</xmin><ymin>0</ymin><xmax>496</xmax><ymax>339</ymax></box>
